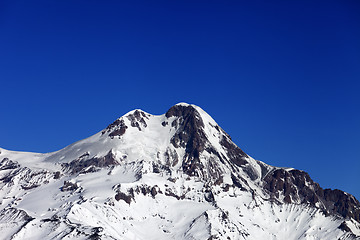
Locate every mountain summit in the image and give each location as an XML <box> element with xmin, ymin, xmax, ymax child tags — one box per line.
<box><xmin>0</xmin><ymin>103</ymin><xmax>359</xmax><ymax>239</ymax></box>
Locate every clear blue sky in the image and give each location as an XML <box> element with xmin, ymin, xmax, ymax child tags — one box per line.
<box><xmin>1</xmin><ymin>1</ymin><xmax>359</xmax><ymax>199</ymax></box>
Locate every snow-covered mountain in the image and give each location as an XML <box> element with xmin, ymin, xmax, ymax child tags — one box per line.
<box><xmin>0</xmin><ymin>103</ymin><xmax>359</xmax><ymax>240</ymax></box>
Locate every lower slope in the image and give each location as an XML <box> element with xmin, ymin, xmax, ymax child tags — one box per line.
<box><xmin>0</xmin><ymin>158</ymin><xmax>359</xmax><ymax>240</ymax></box>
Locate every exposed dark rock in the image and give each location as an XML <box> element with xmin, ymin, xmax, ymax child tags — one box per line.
<box><xmin>205</xmin><ymin>147</ymin><xmax>225</xmax><ymax>164</ymax></box>
<box><xmin>0</xmin><ymin>208</ymin><xmax>34</xmax><ymax>224</ymax></box>
<box><xmin>263</xmin><ymin>168</ymin><xmax>360</xmax><ymax>222</ymax></box>
<box><xmin>258</xmin><ymin>162</ymin><xmax>271</xmax><ymax>180</ymax></box>
<box><xmin>0</xmin><ymin>158</ymin><xmax>20</xmax><ymax>170</ymax></box>
<box><xmin>41</xmin><ymin>215</ymin><xmax>60</xmax><ymax>223</ymax></box>
<box><xmin>115</xmin><ymin>191</ymin><xmax>133</xmax><ymax>204</ymax></box>
<box><xmin>0</xmin><ymin>167</ymin><xmax>51</xmax><ymax>190</ymax></box>
<box><xmin>130</xmin><ymin>184</ymin><xmax>159</xmax><ymax>199</ymax></box>
<box><xmin>141</xmin><ymin>186</ymin><xmax>149</xmax><ymax>195</ymax></box>
<box><xmin>53</xmin><ymin>171</ymin><xmax>61</xmax><ymax>179</ymax></box>
<box><xmin>89</xmin><ymin>227</ymin><xmax>103</xmax><ymax>240</ymax></box>
<box><xmin>338</xmin><ymin>221</ymin><xmax>352</xmax><ymax>232</ymax></box>
<box><xmin>166</xmin><ymin>105</ymin><xmax>206</xmax><ymax>177</ymax></box>
<box><xmin>165</xmin><ymin>188</ymin><xmax>185</xmax><ymax>200</ymax></box>
<box><xmin>135</xmin><ymin>169</ymin><xmax>143</xmax><ymax>181</ymax></box>
<box><xmin>204</xmin><ymin>190</ymin><xmax>215</xmax><ymax>203</ymax></box>
<box><xmin>222</xmin><ymin>184</ymin><xmax>231</xmax><ymax>192</ymax></box>
<box><xmin>150</xmin><ymin>186</ymin><xmax>158</xmax><ymax>198</ymax></box>
<box><xmin>264</xmin><ymin>169</ymin><xmax>320</xmax><ymax>204</ymax></box>
<box><xmin>152</xmin><ymin>162</ymin><xmax>171</xmax><ymax>175</ymax></box>
<box><xmin>21</xmin><ymin>184</ymin><xmax>39</xmax><ymax>190</ymax></box>
<box><xmin>231</xmin><ymin>174</ymin><xmax>245</xmax><ymax>190</ymax></box>
<box><xmin>62</xmin><ymin>150</ymin><xmax>119</xmax><ymax>175</ymax></box>
<box><xmin>214</xmin><ymin>125</ymin><xmax>221</xmax><ymax>133</ymax></box>
<box><xmin>102</xmin><ymin>119</ymin><xmax>128</xmax><ymax>138</ymax></box>
<box><xmin>0</xmin><ymin>170</ymin><xmax>17</xmax><ymax>183</ymax></box>
<box><xmin>112</xmin><ymin>183</ymin><xmax>121</xmax><ymax>192</ymax></box>
<box><xmin>283</xmin><ymin>195</ymin><xmax>292</xmax><ymax>204</ymax></box>
<box><xmin>167</xmin><ymin>177</ymin><xmax>176</xmax><ymax>183</ymax></box>
<box><xmin>109</xmin><ymin>127</ymin><xmax>127</xmax><ymax>138</ymax></box>
<box><xmin>171</xmin><ymin>120</ymin><xmax>178</xmax><ymax>128</ymax></box>
<box><xmin>126</xmin><ymin>110</ymin><xmax>148</xmax><ymax>131</ymax></box>
<box><xmin>321</xmin><ymin>189</ymin><xmax>360</xmax><ymax>222</ymax></box>
<box><xmin>220</xmin><ymin>137</ymin><xmax>248</xmax><ymax>167</ymax></box>
<box><xmin>214</xmin><ymin>176</ymin><xmax>223</xmax><ymax>185</ymax></box>
<box><xmin>164</xmin><ymin>148</ymin><xmax>179</xmax><ymax>167</ymax></box>
<box><xmin>206</xmin><ymin>157</ymin><xmax>224</xmax><ymax>183</ymax></box>
<box><xmin>165</xmin><ymin>104</ymin><xmax>199</xmax><ymax>119</ymax></box>
<box><xmin>60</xmin><ymin>181</ymin><xmax>78</xmax><ymax>192</ymax></box>
<box><xmin>166</xmin><ymin>104</ymin><xmax>253</xmax><ymax>184</ymax></box>
<box><xmin>221</xmin><ymin>210</ymin><xmax>229</xmax><ymax>221</ymax></box>
<box><xmin>152</xmin><ymin>163</ymin><xmax>160</xmax><ymax>173</ymax></box>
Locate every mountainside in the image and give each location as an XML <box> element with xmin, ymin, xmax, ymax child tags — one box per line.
<box><xmin>0</xmin><ymin>103</ymin><xmax>359</xmax><ymax>240</ymax></box>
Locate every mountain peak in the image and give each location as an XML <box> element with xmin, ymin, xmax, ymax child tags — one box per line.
<box><xmin>1</xmin><ymin>104</ymin><xmax>359</xmax><ymax>239</ymax></box>
<box><xmin>173</xmin><ymin>102</ymin><xmax>196</xmax><ymax>107</ymax></box>
<box><xmin>123</xmin><ymin>108</ymin><xmax>150</xmax><ymax>117</ymax></box>
<box><xmin>165</xmin><ymin>103</ymin><xmax>218</xmax><ymax>130</ymax></box>
<box><xmin>165</xmin><ymin>103</ymin><xmax>200</xmax><ymax>118</ymax></box>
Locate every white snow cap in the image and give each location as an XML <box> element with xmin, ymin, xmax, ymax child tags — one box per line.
<box><xmin>173</xmin><ymin>102</ymin><xmax>194</xmax><ymax>107</ymax></box>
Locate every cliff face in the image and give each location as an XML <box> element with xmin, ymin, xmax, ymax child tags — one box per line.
<box><xmin>263</xmin><ymin>168</ymin><xmax>360</xmax><ymax>222</ymax></box>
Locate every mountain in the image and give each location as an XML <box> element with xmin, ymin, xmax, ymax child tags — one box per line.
<box><xmin>0</xmin><ymin>103</ymin><xmax>359</xmax><ymax>240</ymax></box>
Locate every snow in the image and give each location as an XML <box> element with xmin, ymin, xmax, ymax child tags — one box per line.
<box><xmin>0</xmin><ymin>103</ymin><xmax>358</xmax><ymax>239</ymax></box>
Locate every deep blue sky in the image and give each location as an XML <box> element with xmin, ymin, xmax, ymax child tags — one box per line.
<box><xmin>1</xmin><ymin>1</ymin><xmax>359</xmax><ymax>199</ymax></box>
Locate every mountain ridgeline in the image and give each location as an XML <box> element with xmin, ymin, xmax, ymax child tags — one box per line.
<box><xmin>0</xmin><ymin>103</ymin><xmax>359</xmax><ymax>239</ymax></box>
